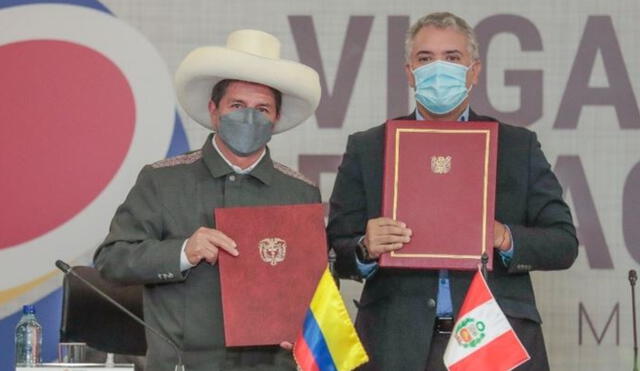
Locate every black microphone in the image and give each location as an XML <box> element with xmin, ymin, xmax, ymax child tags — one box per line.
<box><xmin>55</xmin><ymin>260</ymin><xmax>185</xmax><ymax>371</ymax></box>
<box><xmin>630</xmin><ymin>269</ymin><xmax>638</xmax><ymax>371</ymax></box>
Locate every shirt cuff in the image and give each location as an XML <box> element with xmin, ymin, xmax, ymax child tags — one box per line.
<box><xmin>355</xmin><ymin>254</ymin><xmax>378</xmax><ymax>278</ymax></box>
<box><xmin>354</xmin><ymin>236</ymin><xmax>378</xmax><ymax>278</ymax></box>
<box><xmin>180</xmin><ymin>239</ymin><xmax>196</xmax><ymax>272</ymax></box>
<box><xmin>498</xmin><ymin>225</ymin><xmax>515</xmax><ymax>266</ymax></box>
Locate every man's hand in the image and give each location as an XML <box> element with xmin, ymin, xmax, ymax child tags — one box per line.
<box><xmin>363</xmin><ymin>217</ymin><xmax>412</xmax><ymax>259</ymax></box>
<box><xmin>184</xmin><ymin>227</ymin><xmax>238</xmax><ymax>265</ymax></box>
<box><xmin>493</xmin><ymin>221</ymin><xmax>511</xmax><ymax>251</ymax></box>
<box><xmin>280</xmin><ymin>341</ymin><xmax>293</xmax><ymax>351</ymax></box>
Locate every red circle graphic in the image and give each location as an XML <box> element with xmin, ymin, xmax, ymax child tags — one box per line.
<box><xmin>0</xmin><ymin>40</ymin><xmax>135</xmax><ymax>249</ymax></box>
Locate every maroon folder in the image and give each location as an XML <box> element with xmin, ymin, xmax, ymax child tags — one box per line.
<box><xmin>215</xmin><ymin>203</ymin><xmax>327</xmax><ymax>346</ymax></box>
<box><xmin>379</xmin><ymin>120</ymin><xmax>498</xmax><ymax>270</ymax></box>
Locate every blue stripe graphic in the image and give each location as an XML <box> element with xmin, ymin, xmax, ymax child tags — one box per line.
<box><xmin>0</xmin><ymin>0</ymin><xmax>112</xmax><ymax>14</ymax></box>
<box><xmin>165</xmin><ymin>111</ymin><xmax>191</xmax><ymax>157</ymax></box>
<box><xmin>302</xmin><ymin>310</ymin><xmax>337</xmax><ymax>371</ymax></box>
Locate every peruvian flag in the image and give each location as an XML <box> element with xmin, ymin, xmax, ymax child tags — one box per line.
<box><xmin>443</xmin><ymin>269</ymin><xmax>530</xmax><ymax>371</ymax></box>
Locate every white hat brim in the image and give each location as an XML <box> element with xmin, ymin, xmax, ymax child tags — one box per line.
<box><xmin>175</xmin><ymin>46</ymin><xmax>321</xmax><ymax>134</ymax></box>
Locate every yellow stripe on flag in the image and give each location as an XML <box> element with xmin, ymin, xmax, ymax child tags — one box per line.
<box><xmin>309</xmin><ymin>268</ymin><xmax>369</xmax><ymax>370</ymax></box>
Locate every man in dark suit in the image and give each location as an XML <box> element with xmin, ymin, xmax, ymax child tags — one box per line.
<box><xmin>327</xmin><ymin>12</ymin><xmax>578</xmax><ymax>371</ymax></box>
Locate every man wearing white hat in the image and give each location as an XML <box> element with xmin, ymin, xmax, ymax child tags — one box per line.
<box><xmin>95</xmin><ymin>29</ymin><xmax>321</xmax><ymax>370</ymax></box>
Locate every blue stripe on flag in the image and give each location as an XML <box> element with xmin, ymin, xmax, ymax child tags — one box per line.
<box><xmin>302</xmin><ymin>310</ymin><xmax>337</xmax><ymax>371</ymax></box>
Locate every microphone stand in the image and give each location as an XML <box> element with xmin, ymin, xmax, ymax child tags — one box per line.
<box><xmin>630</xmin><ymin>270</ymin><xmax>638</xmax><ymax>371</ymax></box>
<box><xmin>56</xmin><ymin>260</ymin><xmax>185</xmax><ymax>371</ymax></box>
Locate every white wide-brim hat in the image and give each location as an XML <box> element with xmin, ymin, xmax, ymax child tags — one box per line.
<box><xmin>175</xmin><ymin>29</ymin><xmax>321</xmax><ymax>134</ymax></box>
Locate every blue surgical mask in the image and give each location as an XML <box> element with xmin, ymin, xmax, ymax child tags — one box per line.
<box><xmin>217</xmin><ymin>108</ymin><xmax>273</xmax><ymax>156</ymax></box>
<box><xmin>413</xmin><ymin>60</ymin><xmax>473</xmax><ymax>115</ymax></box>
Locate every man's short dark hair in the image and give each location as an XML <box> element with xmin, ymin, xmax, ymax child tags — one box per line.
<box><xmin>210</xmin><ymin>79</ymin><xmax>282</xmax><ymax>116</ymax></box>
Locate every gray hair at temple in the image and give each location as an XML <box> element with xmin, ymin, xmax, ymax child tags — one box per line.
<box><xmin>405</xmin><ymin>12</ymin><xmax>480</xmax><ymax>62</ymax></box>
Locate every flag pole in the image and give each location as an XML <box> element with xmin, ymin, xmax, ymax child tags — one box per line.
<box><xmin>328</xmin><ymin>248</ymin><xmax>340</xmax><ymax>288</ymax></box>
<box><xmin>481</xmin><ymin>253</ymin><xmax>489</xmax><ymax>279</ymax></box>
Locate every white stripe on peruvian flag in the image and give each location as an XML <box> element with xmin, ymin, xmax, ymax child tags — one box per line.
<box><xmin>443</xmin><ymin>270</ymin><xmax>530</xmax><ymax>371</ymax></box>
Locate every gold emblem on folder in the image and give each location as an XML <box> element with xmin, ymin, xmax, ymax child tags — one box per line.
<box><xmin>258</xmin><ymin>238</ymin><xmax>287</xmax><ymax>265</ymax></box>
<box><xmin>431</xmin><ymin>156</ymin><xmax>452</xmax><ymax>174</ymax></box>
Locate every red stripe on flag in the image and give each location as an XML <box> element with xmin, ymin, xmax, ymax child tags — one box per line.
<box><xmin>293</xmin><ymin>333</ymin><xmax>321</xmax><ymax>371</ymax></box>
<box><xmin>448</xmin><ymin>330</ymin><xmax>530</xmax><ymax>371</ymax></box>
<box><xmin>457</xmin><ymin>271</ymin><xmax>494</xmax><ymax>318</ymax></box>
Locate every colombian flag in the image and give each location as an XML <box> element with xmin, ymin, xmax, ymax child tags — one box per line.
<box><xmin>294</xmin><ymin>267</ymin><xmax>369</xmax><ymax>371</ymax></box>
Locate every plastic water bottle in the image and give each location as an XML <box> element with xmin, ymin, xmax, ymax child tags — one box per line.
<box><xmin>15</xmin><ymin>305</ymin><xmax>42</xmax><ymax>367</ymax></box>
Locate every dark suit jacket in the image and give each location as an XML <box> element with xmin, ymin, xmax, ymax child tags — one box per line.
<box><xmin>327</xmin><ymin>110</ymin><xmax>578</xmax><ymax>370</ymax></box>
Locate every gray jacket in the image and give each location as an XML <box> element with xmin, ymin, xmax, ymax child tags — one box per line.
<box><xmin>95</xmin><ymin>135</ymin><xmax>320</xmax><ymax>371</ymax></box>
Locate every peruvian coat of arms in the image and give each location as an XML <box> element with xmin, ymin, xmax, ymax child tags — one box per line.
<box><xmin>454</xmin><ymin>317</ymin><xmax>487</xmax><ymax>348</ymax></box>
<box><xmin>431</xmin><ymin>155</ymin><xmax>452</xmax><ymax>174</ymax></box>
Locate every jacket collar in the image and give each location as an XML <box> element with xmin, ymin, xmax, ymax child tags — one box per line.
<box><xmin>405</xmin><ymin>107</ymin><xmax>489</xmax><ymax>122</ymax></box>
<box><xmin>468</xmin><ymin>108</ymin><xmax>490</xmax><ymax>122</ymax></box>
<box><xmin>202</xmin><ymin>134</ymin><xmax>273</xmax><ymax>185</ymax></box>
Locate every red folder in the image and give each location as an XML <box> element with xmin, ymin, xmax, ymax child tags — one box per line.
<box><xmin>215</xmin><ymin>203</ymin><xmax>327</xmax><ymax>346</ymax></box>
<box><xmin>379</xmin><ymin>120</ymin><xmax>498</xmax><ymax>270</ymax></box>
